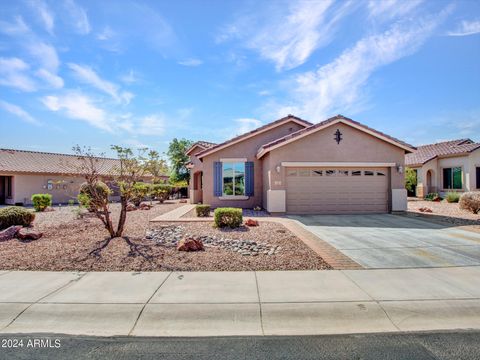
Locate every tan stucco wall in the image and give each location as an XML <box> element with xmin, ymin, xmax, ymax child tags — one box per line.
<box><xmin>188</xmin><ymin>145</ymin><xmax>206</xmax><ymax>204</ymax></box>
<box><xmin>199</xmin><ymin>121</ymin><xmax>305</xmax><ymax>208</ymax></box>
<box><xmin>264</xmin><ymin>123</ymin><xmax>406</xmax><ymax>211</ymax></box>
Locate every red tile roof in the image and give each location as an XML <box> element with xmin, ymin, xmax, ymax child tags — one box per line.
<box><xmin>195</xmin><ymin>115</ymin><xmax>313</xmax><ymax>159</ymax></box>
<box><xmin>258</xmin><ymin>114</ymin><xmax>415</xmax><ymax>156</ymax></box>
<box><xmin>185</xmin><ymin>141</ymin><xmax>217</xmax><ymax>155</ymax></box>
<box><xmin>405</xmin><ymin>139</ymin><xmax>480</xmax><ymax>166</ymax></box>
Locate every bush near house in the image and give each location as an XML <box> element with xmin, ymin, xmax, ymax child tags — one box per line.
<box><xmin>0</xmin><ymin>207</ymin><xmax>35</xmax><ymax>230</ymax></box>
<box><xmin>131</xmin><ymin>183</ymin><xmax>151</xmax><ymax>206</ymax></box>
<box><xmin>196</xmin><ymin>204</ymin><xmax>211</xmax><ymax>217</ymax></box>
<box><xmin>445</xmin><ymin>191</ymin><xmax>461</xmax><ymax>203</ymax></box>
<box><xmin>31</xmin><ymin>194</ymin><xmax>52</xmax><ymax>212</ymax></box>
<box><xmin>214</xmin><ymin>207</ymin><xmax>243</xmax><ymax>228</ymax></box>
<box><xmin>150</xmin><ymin>184</ymin><xmax>172</xmax><ymax>203</ymax></box>
<box><xmin>78</xmin><ymin>181</ymin><xmax>111</xmax><ymax>211</ymax></box>
<box><xmin>459</xmin><ymin>192</ymin><xmax>480</xmax><ymax>214</ymax></box>
<box><xmin>425</xmin><ymin>192</ymin><xmax>442</xmax><ymax>202</ymax></box>
<box><xmin>405</xmin><ymin>167</ymin><xmax>417</xmax><ymax>196</ymax></box>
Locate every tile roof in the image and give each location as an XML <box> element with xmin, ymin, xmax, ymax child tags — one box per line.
<box><xmin>185</xmin><ymin>141</ymin><xmax>217</xmax><ymax>155</ymax></box>
<box><xmin>195</xmin><ymin>115</ymin><xmax>313</xmax><ymax>159</ymax></box>
<box><xmin>405</xmin><ymin>139</ymin><xmax>480</xmax><ymax>166</ymax></box>
<box><xmin>0</xmin><ymin>148</ymin><xmax>124</xmax><ymax>176</ymax></box>
<box><xmin>257</xmin><ymin>114</ymin><xmax>415</xmax><ymax>157</ymax></box>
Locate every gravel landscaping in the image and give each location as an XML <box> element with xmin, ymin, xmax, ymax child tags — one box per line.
<box><xmin>407</xmin><ymin>198</ymin><xmax>480</xmax><ymax>231</ymax></box>
<box><xmin>0</xmin><ymin>202</ymin><xmax>331</xmax><ymax>271</ymax></box>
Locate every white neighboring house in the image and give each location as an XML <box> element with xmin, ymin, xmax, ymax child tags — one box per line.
<box><xmin>405</xmin><ymin>139</ymin><xmax>480</xmax><ymax>197</ymax></box>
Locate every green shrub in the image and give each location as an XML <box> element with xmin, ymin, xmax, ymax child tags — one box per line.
<box><xmin>196</xmin><ymin>204</ymin><xmax>211</xmax><ymax>217</ymax></box>
<box><xmin>425</xmin><ymin>192</ymin><xmax>442</xmax><ymax>202</ymax></box>
<box><xmin>445</xmin><ymin>191</ymin><xmax>460</xmax><ymax>203</ymax></box>
<box><xmin>0</xmin><ymin>207</ymin><xmax>35</xmax><ymax>230</ymax></box>
<box><xmin>214</xmin><ymin>207</ymin><xmax>243</xmax><ymax>228</ymax></box>
<box><xmin>78</xmin><ymin>181</ymin><xmax>111</xmax><ymax>210</ymax></box>
<box><xmin>68</xmin><ymin>199</ymin><xmax>75</xmax><ymax>206</ymax></box>
<box><xmin>459</xmin><ymin>192</ymin><xmax>480</xmax><ymax>214</ymax></box>
<box><xmin>131</xmin><ymin>183</ymin><xmax>151</xmax><ymax>206</ymax></box>
<box><xmin>31</xmin><ymin>193</ymin><xmax>52</xmax><ymax>212</ymax></box>
<box><xmin>405</xmin><ymin>167</ymin><xmax>417</xmax><ymax>195</ymax></box>
<box><xmin>150</xmin><ymin>184</ymin><xmax>172</xmax><ymax>203</ymax></box>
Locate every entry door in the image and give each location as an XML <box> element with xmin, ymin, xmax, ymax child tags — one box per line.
<box><xmin>286</xmin><ymin>168</ymin><xmax>389</xmax><ymax>214</ymax></box>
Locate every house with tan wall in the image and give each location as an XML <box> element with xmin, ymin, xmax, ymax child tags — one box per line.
<box><xmin>186</xmin><ymin>114</ymin><xmax>415</xmax><ymax>214</ymax></box>
<box><xmin>0</xmin><ymin>149</ymin><xmax>167</xmax><ymax>206</ymax></box>
<box><xmin>405</xmin><ymin>139</ymin><xmax>480</xmax><ymax>197</ymax></box>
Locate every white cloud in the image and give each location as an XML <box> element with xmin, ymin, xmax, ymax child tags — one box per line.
<box><xmin>0</xmin><ymin>16</ymin><xmax>30</xmax><ymax>35</ymax></box>
<box><xmin>68</xmin><ymin>63</ymin><xmax>133</xmax><ymax>104</ymax></box>
<box><xmin>279</xmin><ymin>8</ymin><xmax>451</xmax><ymax>121</ymax></box>
<box><xmin>118</xmin><ymin>114</ymin><xmax>166</xmax><ymax>136</ymax></box>
<box><xmin>0</xmin><ymin>99</ymin><xmax>40</xmax><ymax>125</ymax></box>
<box><xmin>31</xmin><ymin>0</ymin><xmax>55</xmax><ymax>35</ymax></box>
<box><xmin>26</xmin><ymin>41</ymin><xmax>59</xmax><ymax>72</ymax></box>
<box><xmin>42</xmin><ymin>92</ymin><xmax>112</xmax><ymax>131</ymax></box>
<box><xmin>96</xmin><ymin>25</ymin><xmax>115</xmax><ymax>41</ymax></box>
<box><xmin>120</xmin><ymin>70</ymin><xmax>139</xmax><ymax>84</ymax></box>
<box><xmin>35</xmin><ymin>68</ymin><xmax>64</xmax><ymax>89</ymax></box>
<box><xmin>235</xmin><ymin>118</ymin><xmax>262</xmax><ymax>135</ymax></box>
<box><xmin>447</xmin><ymin>20</ymin><xmax>480</xmax><ymax>36</ymax></box>
<box><xmin>0</xmin><ymin>57</ymin><xmax>37</xmax><ymax>92</ymax></box>
<box><xmin>367</xmin><ymin>0</ymin><xmax>423</xmax><ymax>20</ymax></box>
<box><xmin>64</xmin><ymin>0</ymin><xmax>90</xmax><ymax>34</ymax></box>
<box><xmin>178</xmin><ymin>58</ymin><xmax>203</xmax><ymax>67</ymax></box>
<box><xmin>218</xmin><ymin>0</ymin><xmax>355</xmax><ymax>71</ymax></box>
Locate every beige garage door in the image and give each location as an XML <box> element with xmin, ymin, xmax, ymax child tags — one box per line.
<box><xmin>286</xmin><ymin>168</ymin><xmax>389</xmax><ymax>214</ymax></box>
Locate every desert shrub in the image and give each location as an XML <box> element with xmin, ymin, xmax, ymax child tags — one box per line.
<box><xmin>78</xmin><ymin>181</ymin><xmax>111</xmax><ymax>211</ymax></box>
<box><xmin>405</xmin><ymin>167</ymin><xmax>417</xmax><ymax>196</ymax></box>
<box><xmin>31</xmin><ymin>193</ymin><xmax>52</xmax><ymax>212</ymax></box>
<box><xmin>150</xmin><ymin>184</ymin><xmax>172</xmax><ymax>203</ymax></box>
<box><xmin>445</xmin><ymin>191</ymin><xmax>460</xmax><ymax>203</ymax></box>
<box><xmin>459</xmin><ymin>192</ymin><xmax>480</xmax><ymax>214</ymax></box>
<box><xmin>196</xmin><ymin>204</ymin><xmax>211</xmax><ymax>217</ymax></box>
<box><xmin>68</xmin><ymin>199</ymin><xmax>75</xmax><ymax>206</ymax></box>
<box><xmin>131</xmin><ymin>183</ymin><xmax>151</xmax><ymax>206</ymax></box>
<box><xmin>0</xmin><ymin>207</ymin><xmax>35</xmax><ymax>230</ymax></box>
<box><xmin>214</xmin><ymin>207</ymin><xmax>243</xmax><ymax>228</ymax></box>
<box><xmin>425</xmin><ymin>193</ymin><xmax>442</xmax><ymax>202</ymax></box>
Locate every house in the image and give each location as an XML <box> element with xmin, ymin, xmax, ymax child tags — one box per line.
<box><xmin>405</xmin><ymin>139</ymin><xmax>480</xmax><ymax>197</ymax></box>
<box><xmin>186</xmin><ymin>114</ymin><xmax>415</xmax><ymax>214</ymax></box>
<box><xmin>0</xmin><ymin>148</ymin><xmax>167</xmax><ymax>206</ymax></box>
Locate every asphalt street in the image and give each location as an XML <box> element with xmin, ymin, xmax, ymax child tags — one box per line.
<box><xmin>1</xmin><ymin>331</ymin><xmax>480</xmax><ymax>360</ymax></box>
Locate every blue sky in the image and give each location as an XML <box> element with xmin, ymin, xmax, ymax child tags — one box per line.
<box><xmin>0</xmin><ymin>0</ymin><xmax>479</xmax><ymax>157</ymax></box>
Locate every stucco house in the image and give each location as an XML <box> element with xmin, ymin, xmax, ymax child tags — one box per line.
<box><xmin>405</xmin><ymin>139</ymin><xmax>480</xmax><ymax>197</ymax></box>
<box><xmin>0</xmin><ymin>148</ymin><xmax>167</xmax><ymax>206</ymax></box>
<box><xmin>186</xmin><ymin>114</ymin><xmax>415</xmax><ymax>214</ymax></box>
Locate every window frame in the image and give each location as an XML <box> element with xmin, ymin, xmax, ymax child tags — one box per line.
<box><xmin>442</xmin><ymin>166</ymin><xmax>463</xmax><ymax>190</ymax></box>
<box><xmin>221</xmin><ymin>161</ymin><xmax>246</xmax><ymax>198</ymax></box>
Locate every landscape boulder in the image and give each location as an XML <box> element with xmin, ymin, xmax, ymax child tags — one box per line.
<box><xmin>139</xmin><ymin>202</ymin><xmax>152</xmax><ymax>210</ymax></box>
<box><xmin>419</xmin><ymin>207</ymin><xmax>433</xmax><ymax>213</ymax></box>
<box><xmin>177</xmin><ymin>237</ymin><xmax>204</xmax><ymax>252</ymax></box>
<box><xmin>0</xmin><ymin>226</ymin><xmax>22</xmax><ymax>242</ymax></box>
<box><xmin>179</xmin><ymin>199</ymin><xmax>187</xmax><ymax>203</ymax></box>
<box><xmin>245</xmin><ymin>219</ymin><xmax>259</xmax><ymax>227</ymax></box>
<box><xmin>126</xmin><ymin>203</ymin><xmax>137</xmax><ymax>212</ymax></box>
<box><xmin>16</xmin><ymin>228</ymin><xmax>43</xmax><ymax>241</ymax></box>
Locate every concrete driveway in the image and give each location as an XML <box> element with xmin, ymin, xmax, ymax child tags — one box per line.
<box><xmin>289</xmin><ymin>214</ymin><xmax>480</xmax><ymax>269</ymax></box>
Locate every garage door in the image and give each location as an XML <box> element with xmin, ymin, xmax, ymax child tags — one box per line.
<box><xmin>286</xmin><ymin>168</ymin><xmax>389</xmax><ymax>214</ymax></box>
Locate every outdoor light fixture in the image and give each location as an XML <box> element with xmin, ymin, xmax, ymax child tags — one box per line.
<box><xmin>275</xmin><ymin>165</ymin><xmax>281</xmax><ymax>173</ymax></box>
<box><xmin>397</xmin><ymin>164</ymin><xmax>403</xmax><ymax>174</ymax></box>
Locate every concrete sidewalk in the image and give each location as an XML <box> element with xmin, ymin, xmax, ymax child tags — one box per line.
<box><xmin>0</xmin><ymin>268</ymin><xmax>479</xmax><ymax>337</ymax></box>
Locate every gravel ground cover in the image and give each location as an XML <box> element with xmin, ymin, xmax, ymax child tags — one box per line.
<box><xmin>0</xmin><ymin>203</ymin><xmax>331</xmax><ymax>271</ymax></box>
<box><xmin>181</xmin><ymin>208</ymin><xmax>270</xmax><ymax>218</ymax></box>
<box><xmin>407</xmin><ymin>198</ymin><xmax>480</xmax><ymax>231</ymax></box>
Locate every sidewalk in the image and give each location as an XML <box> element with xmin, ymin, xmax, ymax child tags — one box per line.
<box><xmin>0</xmin><ymin>267</ymin><xmax>479</xmax><ymax>337</ymax></box>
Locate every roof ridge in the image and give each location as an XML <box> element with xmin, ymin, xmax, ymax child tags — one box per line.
<box><xmin>0</xmin><ymin>148</ymin><xmax>119</xmax><ymax>161</ymax></box>
<box><xmin>416</xmin><ymin>138</ymin><xmax>473</xmax><ymax>148</ymax></box>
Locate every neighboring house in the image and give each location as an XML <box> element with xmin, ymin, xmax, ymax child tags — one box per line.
<box><xmin>186</xmin><ymin>114</ymin><xmax>414</xmax><ymax>214</ymax></box>
<box><xmin>0</xmin><ymin>149</ymin><xmax>167</xmax><ymax>206</ymax></box>
<box><xmin>405</xmin><ymin>139</ymin><xmax>480</xmax><ymax>197</ymax></box>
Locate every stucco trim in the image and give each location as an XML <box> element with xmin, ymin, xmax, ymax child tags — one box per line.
<box><xmin>220</xmin><ymin>158</ymin><xmax>248</xmax><ymax>162</ymax></box>
<box><xmin>281</xmin><ymin>162</ymin><xmax>396</xmax><ymax>167</ymax></box>
<box><xmin>257</xmin><ymin>118</ymin><xmax>414</xmax><ymax>158</ymax></box>
<box><xmin>197</xmin><ymin>118</ymin><xmax>310</xmax><ymax>159</ymax></box>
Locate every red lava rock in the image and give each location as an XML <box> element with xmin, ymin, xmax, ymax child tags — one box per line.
<box><xmin>419</xmin><ymin>207</ymin><xmax>433</xmax><ymax>213</ymax></box>
<box><xmin>126</xmin><ymin>203</ymin><xmax>137</xmax><ymax>212</ymax></box>
<box><xmin>177</xmin><ymin>237</ymin><xmax>204</xmax><ymax>252</ymax></box>
<box><xmin>16</xmin><ymin>228</ymin><xmax>43</xmax><ymax>241</ymax></box>
<box><xmin>0</xmin><ymin>226</ymin><xmax>22</xmax><ymax>242</ymax></box>
<box><xmin>245</xmin><ymin>219</ymin><xmax>259</xmax><ymax>227</ymax></box>
<box><xmin>179</xmin><ymin>199</ymin><xmax>188</xmax><ymax>203</ymax></box>
<box><xmin>139</xmin><ymin>203</ymin><xmax>152</xmax><ymax>210</ymax></box>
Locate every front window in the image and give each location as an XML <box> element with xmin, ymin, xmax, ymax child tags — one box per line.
<box><xmin>222</xmin><ymin>162</ymin><xmax>245</xmax><ymax>196</ymax></box>
<box><xmin>443</xmin><ymin>167</ymin><xmax>462</xmax><ymax>189</ymax></box>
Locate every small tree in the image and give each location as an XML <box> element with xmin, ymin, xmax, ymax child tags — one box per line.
<box><xmin>150</xmin><ymin>184</ymin><xmax>171</xmax><ymax>203</ymax></box>
<box><xmin>131</xmin><ymin>183</ymin><xmax>151</xmax><ymax>206</ymax></box>
<box><xmin>167</xmin><ymin>138</ymin><xmax>193</xmax><ymax>183</ymax></box>
<box><xmin>145</xmin><ymin>150</ymin><xmax>169</xmax><ymax>182</ymax></box>
<box><xmin>405</xmin><ymin>167</ymin><xmax>417</xmax><ymax>196</ymax></box>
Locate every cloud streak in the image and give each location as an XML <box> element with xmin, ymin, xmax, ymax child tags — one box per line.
<box><xmin>64</xmin><ymin>0</ymin><xmax>90</xmax><ymax>34</ymax></box>
<box><xmin>0</xmin><ymin>99</ymin><xmax>41</xmax><ymax>125</ymax></box>
<box><xmin>0</xmin><ymin>57</ymin><xmax>37</xmax><ymax>92</ymax></box>
<box><xmin>447</xmin><ymin>19</ymin><xmax>480</xmax><ymax>36</ymax></box>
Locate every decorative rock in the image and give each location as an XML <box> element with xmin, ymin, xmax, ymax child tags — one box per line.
<box><xmin>245</xmin><ymin>219</ymin><xmax>259</xmax><ymax>227</ymax></box>
<box><xmin>0</xmin><ymin>226</ymin><xmax>22</xmax><ymax>242</ymax></box>
<box><xmin>16</xmin><ymin>228</ymin><xmax>43</xmax><ymax>241</ymax></box>
<box><xmin>139</xmin><ymin>202</ymin><xmax>152</xmax><ymax>210</ymax></box>
<box><xmin>179</xmin><ymin>199</ymin><xmax>188</xmax><ymax>203</ymax></box>
<box><xmin>419</xmin><ymin>207</ymin><xmax>433</xmax><ymax>213</ymax></box>
<box><xmin>126</xmin><ymin>203</ymin><xmax>137</xmax><ymax>212</ymax></box>
<box><xmin>43</xmin><ymin>206</ymin><xmax>55</xmax><ymax>212</ymax></box>
<box><xmin>177</xmin><ymin>237</ymin><xmax>204</xmax><ymax>252</ymax></box>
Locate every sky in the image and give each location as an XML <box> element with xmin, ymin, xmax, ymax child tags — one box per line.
<box><xmin>0</xmin><ymin>0</ymin><xmax>479</xmax><ymax>157</ymax></box>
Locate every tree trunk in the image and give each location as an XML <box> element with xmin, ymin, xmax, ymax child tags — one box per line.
<box><xmin>115</xmin><ymin>197</ymin><xmax>128</xmax><ymax>237</ymax></box>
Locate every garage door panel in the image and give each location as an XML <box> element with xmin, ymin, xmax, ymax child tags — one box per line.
<box><xmin>286</xmin><ymin>167</ymin><xmax>388</xmax><ymax>214</ymax></box>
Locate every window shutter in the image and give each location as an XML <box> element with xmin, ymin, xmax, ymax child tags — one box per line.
<box><xmin>213</xmin><ymin>162</ymin><xmax>222</xmax><ymax>196</ymax></box>
<box><xmin>245</xmin><ymin>161</ymin><xmax>254</xmax><ymax>196</ymax></box>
